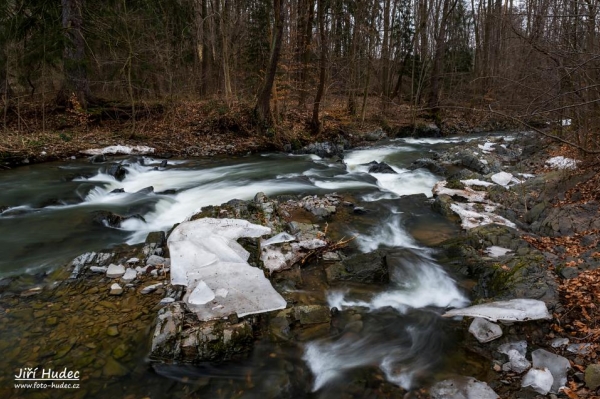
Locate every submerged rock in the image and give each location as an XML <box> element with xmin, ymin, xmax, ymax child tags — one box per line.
<box><xmin>326</xmin><ymin>250</ymin><xmax>389</xmax><ymax>284</ymax></box>
<box><xmin>430</xmin><ymin>376</ymin><xmax>499</xmax><ymax>399</ymax></box>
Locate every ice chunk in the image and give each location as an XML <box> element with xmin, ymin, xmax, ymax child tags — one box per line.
<box><xmin>461</xmin><ymin>179</ymin><xmax>495</xmax><ymax>187</ymax></box>
<box><xmin>545</xmin><ymin>156</ymin><xmax>578</xmax><ymax>170</ymax></box>
<box><xmin>188</xmin><ymin>281</ymin><xmax>215</xmax><ymax>305</ymax></box>
<box><xmin>498</xmin><ymin>340</ymin><xmax>527</xmax><ymax>356</ymax></box>
<box><xmin>502</xmin><ymin>349</ymin><xmax>531</xmax><ymax>373</ymax></box>
<box><xmin>168</xmin><ymin>218</ymin><xmax>286</xmax><ymax>320</ymax></box>
<box><xmin>485</xmin><ymin>246</ymin><xmax>512</xmax><ymax>258</ymax></box>
<box><xmin>491</xmin><ymin>172</ymin><xmax>513</xmax><ymax>186</ymax></box>
<box><xmin>478</xmin><ymin>142</ymin><xmax>496</xmax><ymax>152</ymax></box>
<box><xmin>261</xmin><ymin>232</ymin><xmax>296</xmax><ymax>247</ymax></box>
<box><xmin>430</xmin><ymin>377</ymin><xmax>499</xmax><ymax>399</ymax></box>
<box><xmin>433</xmin><ymin>181</ymin><xmax>487</xmax><ymax>202</ymax></box>
<box><xmin>443</xmin><ymin>299</ymin><xmax>551</xmax><ymax>322</ymax></box>
<box><xmin>567</xmin><ymin>343</ymin><xmax>593</xmax><ymax>355</ymax></box>
<box><xmin>550</xmin><ymin>337</ymin><xmax>569</xmax><ymax>348</ymax></box>
<box><xmin>450</xmin><ymin>202</ymin><xmax>516</xmax><ymax>230</ymax></box>
<box><xmin>468</xmin><ymin>317</ymin><xmax>503</xmax><ymax>343</ymax></box>
<box><xmin>531</xmin><ymin>349</ymin><xmax>570</xmax><ymax>392</ymax></box>
<box><xmin>522</xmin><ymin>368</ymin><xmax>553</xmax><ymax>395</ymax></box>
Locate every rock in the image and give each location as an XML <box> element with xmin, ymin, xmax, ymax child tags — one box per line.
<box><xmin>430</xmin><ymin>377</ymin><xmax>499</xmax><ymax>399</ymax></box>
<box><xmin>443</xmin><ymin>299</ymin><xmax>551</xmax><ymax>322</ymax></box>
<box><xmin>126</xmin><ymin>257</ymin><xmax>139</xmax><ymax>264</ymax></box>
<box><xmin>468</xmin><ymin>317</ymin><xmax>503</xmax><ymax>343</ymax></box>
<box><xmin>89</xmin><ymin>154</ymin><xmax>106</xmax><ymax>163</ymax></box>
<box><xmin>136</xmin><ymin>186</ymin><xmax>154</xmax><ymax>194</ymax></box>
<box><xmin>456</xmin><ymin>151</ymin><xmax>490</xmax><ymax>174</ymax></box>
<box><xmin>322</xmin><ymin>252</ymin><xmax>341</xmax><ymax>262</ymax></box>
<box><xmin>409</xmin><ymin>158</ymin><xmax>447</xmax><ymax>175</ymax></box>
<box><xmin>585</xmin><ymin>364</ymin><xmax>600</xmax><ymax>390</ymax></box>
<box><xmin>326</xmin><ymin>250</ymin><xmax>389</xmax><ymax>284</ymax></box>
<box><xmin>69</xmin><ymin>252</ymin><xmax>97</xmax><ymax>279</ymax></box>
<box><xmin>90</xmin><ymin>266</ymin><xmax>107</xmax><ymax>273</ymax></box>
<box><xmin>109</xmin><ymin>283</ymin><xmax>123</xmax><ymax>295</ymax></box>
<box><xmin>297</xmin><ymin>142</ymin><xmax>344</xmax><ymax>159</ymax></box>
<box><xmin>531</xmin><ymin>349</ymin><xmax>570</xmax><ymax>393</ymax></box>
<box><xmin>432</xmin><ymin>194</ymin><xmax>457</xmax><ymax>219</ymax></box>
<box><xmin>146</xmin><ymin>255</ymin><xmax>166</xmax><ymax>266</ymax></box>
<box><xmin>367</xmin><ymin>161</ymin><xmax>396</xmax><ymax>174</ymax></box>
<box><xmin>294</xmin><ymin>305</ymin><xmax>331</xmax><ymax>325</ymax></box>
<box><xmin>502</xmin><ymin>349</ymin><xmax>531</xmax><ymax>373</ymax></box>
<box><xmin>106</xmin><ymin>264</ymin><xmax>125</xmax><ymax>278</ymax></box>
<box><xmin>141</xmin><ymin>283</ymin><xmax>162</xmax><ymax>294</ymax></box>
<box><xmin>106</xmin><ymin>325</ymin><xmax>119</xmax><ymax>336</ymax></box>
<box><xmin>103</xmin><ymin>357</ymin><xmax>128</xmax><ymax>377</ymax></box>
<box><xmin>522</xmin><ymin>368</ymin><xmax>554</xmax><ymax>395</ymax></box>
<box><xmin>364</xmin><ymin>129</ymin><xmax>386</xmax><ymax>141</ymax></box>
<box><xmin>107</xmin><ymin>164</ymin><xmax>127</xmax><ymax>181</ymax></box>
<box><xmin>121</xmin><ymin>268</ymin><xmax>137</xmax><ymax>282</ymax></box>
<box><xmin>160</xmin><ymin>159</ymin><xmax>168</xmax><ymax>168</ymax></box>
<box><xmin>159</xmin><ymin>297</ymin><xmax>175</xmax><ymax>305</ymax></box>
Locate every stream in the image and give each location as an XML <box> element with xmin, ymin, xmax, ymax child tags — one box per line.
<box><xmin>0</xmin><ymin>136</ymin><xmax>492</xmax><ymax>398</ymax></box>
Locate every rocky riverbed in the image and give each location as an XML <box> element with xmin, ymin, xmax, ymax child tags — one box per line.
<box><xmin>1</xmin><ymin>130</ymin><xmax>599</xmax><ymax>398</ymax></box>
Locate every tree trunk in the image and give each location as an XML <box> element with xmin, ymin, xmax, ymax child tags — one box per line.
<box><xmin>254</xmin><ymin>0</ymin><xmax>285</xmax><ymax>128</ymax></box>
<box><xmin>311</xmin><ymin>0</ymin><xmax>327</xmax><ymax>133</ymax></box>
<box><xmin>59</xmin><ymin>0</ymin><xmax>91</xmax><ymax>108</ymax></box>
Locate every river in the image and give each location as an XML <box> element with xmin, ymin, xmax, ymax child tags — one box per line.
<box><xmin>0</xmin><ymin>136</ymin><xmax>492</xmax><ymax>398</ymax></box>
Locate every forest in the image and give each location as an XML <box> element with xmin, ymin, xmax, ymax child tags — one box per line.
<box><xmin>0</xmin><ymin>0</ymin><xmax>599</xmax><ymax>150</ymax></box>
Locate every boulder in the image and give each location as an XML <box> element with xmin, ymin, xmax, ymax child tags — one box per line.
<box><xmin>297</xmin><ymin>142</ymin><xmax>344</xmax><ymax>159</ymax></box>
<box><xmin>585</xmin><ymin>364</ymin><xmax>600</xmax><ymax>390</ymax></box>
<box><xmin>367</xmin><ymin>161</ymin><xmax>396</xmax><ymax>174</ymax></box>
<box><xmin>455</xmin><ymin>151</ymin><xmax>490</xmax><ymax>174</ymax></box>
<box><xmin>326</xmin><ymin>250</ymin><xmax>389</xmax><ymax>284</ymax></box>
<box><xmin>107</xmin><ymin>164</ymin><xmax>127</xmax><ymax>181</ymax></box>
<box><xmin>409</xmin><ymin>158</ymin><xmax>447</xmax><ymax>175</ymax></box>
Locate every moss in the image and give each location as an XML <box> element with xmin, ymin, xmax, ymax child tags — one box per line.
<box><xmin>446</xmin><ymin>179</ymin><xmax>465</xmax><ymax>190</ymax></box>
<box><xmin>487</xmin><ymin>261</ymin><xmax>527</xmax><ymax>296</ymax></box>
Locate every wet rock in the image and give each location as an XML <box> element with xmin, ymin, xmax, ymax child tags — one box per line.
<box><xmin>106</xmin><ymin>264</ymin><xmax>125</xmax><ymax>278</ymax></box>
<box><xmin>69</xmin><ymin>252</ymin><xmax>97</xmax><ymax>279</ymax></box>
<box><xmin>297</xmin><ymin>142</ymin><xmax>344</xmax><ymax>159</ymax></box>
<box><xmin>522</xmin><ymin>368</ymin><xmax>553</xmax><ymax>395</ymax></box>
<box><xmin>531</xmin><ymin>349</ymin><xmax>570</xmax><ymax>393</ymax></box>
<box><xmin>468</xmin><ymin>317</ymin><xmax>502</xmax><ymax>343</ymax></box>
<box><xmin>365</xmin><ymin>129</ymin><xmax>386</xmax><ymax>141</ymax></box>
<box><xmin>135</xmin><ymin>186</ymin><xmax>154</xmax><ymax>194</ymax></box>
<box><xmin>430</xmin><ymin>376</ymin><xmax>499</xmax><ymax>399</ymax></box>
<box><xmin>141</xmin><ymin>283</ymin><xmax>162</xmax><ymax>294</ymax></box>
<box><xmin>455</xmin><ymin>151</ymin><xmax>490</xmax><ymax>174</ymax></box>
<box><xmin>121</xmin><ymin>268</ymin><xmax>137</xmax><ymax>282</ymax></box>
<box><xmin>103</xmin><ymin>357</ymin><xmax>128</xmax><ymax>377</ymax></box>
<box><xmin>432</xmin><ymin>194</ymin><xmax>458</xmax><ymax>219</ymax></box>
<box><xmin>585</xmin><ymin>364</ymin><xmax>600</xmax><ymax>390</ymax></box>
<box><xmin>367</xmin><ymin>161</ymin><xmax>396</xmax><ymax>174</ymax></box>
<box><xmin>409</xmin><ymin>158</ymin><xmax>447</xmax><ymax>175</ymax></box>
<box><xmin>160</xmin><ymin>160</ymin><xmax>168</xmax><ymax>168</ymax></box>
<box><xmin>90</xmin><ymin>266</ymin><xmax>107</xmax><ymax>273</ymax></box>
<box><xmin>150</xmin><ymin>302</ymin><xmax>254</xmax><ymax>362</ymax></box>
<box><xmin>294</xmin><ymin>305</ymin><xmax>331</xmax><ymax>325</ymax></box>
<box><xmin>106</xmin><ymin>325</ymin><xmax>120</xmax><ymax>336</ymax></box>
<box><xmin>326</xmin><ymin>250</ymin><xmax>389</xmax><ymax>284</ymax></box>
<box><xmin>89</xmin><ymin>154</ymin><xmax>106</xmax><ymax>163</ymax></box>
<box><xmin>110</xmin><ymin>283</ymin><xmax>123</xmax><ymax>295</ymax></box>
<box><xmin>107</xmin><ymin>163</ymin><xmax>127</xmax><ymax>181</ymax></box>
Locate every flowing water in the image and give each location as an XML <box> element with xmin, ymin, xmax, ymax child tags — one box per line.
<box><xmin>0</xmin><ymin>137</ymin><xmax>490</xmax><ymax>398</ymax></box>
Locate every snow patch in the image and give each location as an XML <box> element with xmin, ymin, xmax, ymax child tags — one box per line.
<box><xmin>450</xmin><ymin>202</ymin><xmax>516</xmax><ymax>230</ymax></box>
<box><xmin>81</xmin><ymin>145</ymin><xmax>155</xmax><ymax>155</ymax></box>
<box><xmin>461</xmin><ymin>179</ymin><xmax>494</xmax><ymax>187</ymax></box>
<box><xmin>433</xmin><ymin>181</ymin><xmax>487</xmax><ymax>202</ymax></box>
<box><xmin>485</xmin><ymin>246</ymin><xmax>513</xmax><ymax>258</ymax></box>
<box><xmin>545</xmin><ymin>156</ymin><xmax>579</xmax><ymax>170</ymax></box>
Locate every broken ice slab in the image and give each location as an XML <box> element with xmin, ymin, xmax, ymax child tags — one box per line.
<box><xmin>443</xmin><ymin>299</ymin><xmax>551</xmax><ymax>322</ymax></box>
<box><xmin>531</xmin><ymin>349</ymin><xmax>570</xmax><ymax>393</ymax></box>
<box><xmin>502</xmin><ymin>349</ymin><xmax>531</xmax><ymax>373</ymax></box>
<box><xmin>566</xmin><ymin>343</ymin><xmax>593</xmax><ymax>355</ymax></box>
<box><xmin>522</xmin><ymin>367</ymin><xmax>553</xmax><ymax>395</ymax></box>
<box><xmin>430</xmin><ymin>376</ymin><xmax>499</xmax><ymax>399</ymax></box>
<box><xmin>491</xmin><ymin>171</ymin><xmax>514</xmax><ymax>186</ymax></box>
<box><xmin>468</xmin><ymin>317</ymin><xmax>502</xmax><ymax>343</ymax></box>
<box><xmin>498</xmin><ymin>340</ymin><xmax>527</xmax><ymax>356</ymax></box>
<box><xmin>167</xmin><ymin>218</ymin><xmax>286</xmax><ymax>321</ymax></box>
<box><xmin>261</xmin><ymin>232</ymin><xmax>296</xmax><ymax>247</ymax></box>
